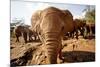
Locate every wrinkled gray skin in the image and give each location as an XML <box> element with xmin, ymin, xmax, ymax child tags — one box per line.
<box><xmin>31</xmin><ymin>7</ymin><xmax>74</xmax><ymax>64</ymax></box>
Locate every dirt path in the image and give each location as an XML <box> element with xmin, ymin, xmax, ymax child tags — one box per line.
<box><xmin>62</xmin><ymin>38</ymin><xmax>95</xmax><ymax>52</ymax></box>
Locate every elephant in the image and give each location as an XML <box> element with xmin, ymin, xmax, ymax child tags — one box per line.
<box><xmin>13</xmin><ymin>25</ymin><xmax>37</xmax><ymax>43</ymax></box>
<box><xmin>72</xmin><ymin>19</ymin><xmax>86</xmax><ymax>39</ymax></box>
<box><xmin>29</xmin><ymin>27</ymin><xmax>39</xmax><ymax>41</ymax></box>
<box><xmin>91</xmin><ymin>24</ymin><xmax>95</xmax><ymax>35</ymax></box>
<box><xmin>64</xmin><ymin>19</ymin><xmax>86</xmax><ymax>39</ymax></box>
<box><xmin>31</xmin><ymin>10</ymin><xmax>42</xmax><ymax>32</ymax></box>
<box><xmin>31</xmin><ymin>7</ymin><xmax>74</xmax><ymax>64</ymax></box>
<box><xmin>14</xmin><ymin>25</ymin><xmax>28</xmax><ymax>43</ymax></box>
<box><xmin>85</xmin><ymin>23</ymin><xmax>95</xmax><ymax>36</ymax></box>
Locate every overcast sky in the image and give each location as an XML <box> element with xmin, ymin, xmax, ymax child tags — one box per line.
<box><xmin>11</xmin><ymin>0</ymin><xmax>95</xmax><ymax>25</ymax></box>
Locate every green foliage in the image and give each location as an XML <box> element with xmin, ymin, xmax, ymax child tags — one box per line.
<box><xmin>83</xmin><ymin>6</ymin><xmax>95</xmax><ymax>24</ymax></box>
<box><xmin>85</xmin><ymin>9</ymin><xmax>95</xmax><ymax>23</ymax></box>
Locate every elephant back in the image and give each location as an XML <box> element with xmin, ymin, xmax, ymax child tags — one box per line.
<box><xmin>73</xmin><ymin>19</ymin><xmax>86</xmax><ymax>29</ymax></box>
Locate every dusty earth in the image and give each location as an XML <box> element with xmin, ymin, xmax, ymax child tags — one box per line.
<box><xmin>10</xmin><ymin>36</ymin><xmax>95</xmax><ymax>66</ymax></box>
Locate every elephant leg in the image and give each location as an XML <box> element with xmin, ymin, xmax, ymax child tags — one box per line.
<box><xmin>69</xmin><ymin>32</ymin><xmax>71</xmax><ymax>38</ymax></box>
<box><xmin>84</xmin><ymin>27</ymin><xmax>87</xmax><ymax>38</ymax></box>
<box><xmin>16</xmin><ymin>37</ymin><xmax>19</xmax><ymax>42</ymax></box>
<box><xmin>37</xmin><ymin>35</ymin><xmax>40</xmax><ymax>40</ymax></box>
<box><xmin>70</xmin><ymin>31</ymin><xmax>74</xmax><ymax>38</ymax></box>
<box><xmin>81</xmin><ymin>28</ymin><xmax>85</xmax><ymax>38</ymax></box>
<box><xmin>76</xmin><ymin>30</ymin><xmax>78</xmax><ymax>39</ymax></box>
<box><xmin>23</xmin><ymin>32</ymin><xmax>27</xmax><ymax>43</ymax></box>
<box><xmin>73</xmin><ymin>44</ymin><xmax>75</xmax><ymax>51</ymax></box>
<box><xmin>92</xmin><ymin>26</ymin><xmax>95</xmax><ymax>34</ymax></box>
<box><xmin>85</xmin><ymin>27</ymin><xmax>88</xmax><ymax>35</ymax></box>
<box><xmin>30</xmin><ymin>37</ymin><xmax>33</xmax><ymax>41</ymax></box>
<box><xmin>16</xmin><ymin>35</ymin><xmax>19</xmax><ymax>42</ymax></box>
<box><xmin>87</xmin><ymin>26</ymin><xmax>91</xmax><ymax>36</ymax></box>
<box><xmin>72</xmin><ymin>32</ymin><xmax>74</xmax><ymax>38</ymax></box>
<box><xmin>34</xmin><ymin>35</ymin><xmax>36</xmax><ymax>41</ymax></box>
<box><xmin>29</xmin><ymin>37</ymin><xmax>32</xmax><ymax>42</ymax></box>
<box><xmin>29</xmin><ymin>35</ymin><xmax>33</xmax><ymax>42</ymax></box>
<box><xmin>29</xmin><ymin>36</ymin><xmax>31</xmax><ymax>41</ymax></box>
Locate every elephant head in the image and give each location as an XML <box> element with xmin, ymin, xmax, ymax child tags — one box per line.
<box><xmin>62</xmin><ymin>10</ymin><xmax>74</xmax><ymax>34</ymax></box>
<box><xmin>31</xmin><ymin>10</ymin><xmax>42</xmax><ymax>33</ymax></box>
<box><xmin>31</xmin><ymin>7</ymin><xmax>74</xmax><ymax>64</ymax></box>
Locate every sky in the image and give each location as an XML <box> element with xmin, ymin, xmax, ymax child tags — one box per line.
<box><xmin>11</xmin><ymin>0</ymin><xmax>95</xmax><ymax>25</ymax></box>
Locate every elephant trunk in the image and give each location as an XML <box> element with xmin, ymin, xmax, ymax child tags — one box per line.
<box><xmin>42</xmin><ymin>32</ymin><xmax>62</xmax><ymax>64</ymax></box>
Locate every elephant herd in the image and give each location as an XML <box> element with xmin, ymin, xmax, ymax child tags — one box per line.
<box><xmin>11</xmin><ymin>7</ymin><xmax>95</xmax><ymax>64</ymax></box>
<box><xmin>13</xmin><ymin>25</ymin><xmax>38</xmax><ymax>43</ymax></box>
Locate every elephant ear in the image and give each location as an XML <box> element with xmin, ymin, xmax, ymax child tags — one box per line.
<box><xmin>31</xmin><ymin>10</ymin><xmax>42</xmax><ymax>32</ymax></box>
<box><xmin>62</xmin><ymin>10</ymin><xmax>74</xmax><ymax>34</ymax></box>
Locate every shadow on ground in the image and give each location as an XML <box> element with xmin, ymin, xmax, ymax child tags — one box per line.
<box><xmin>62</xmin><ymin>51</ymin><xmax>95</xmax><ymax>63</ymax></box>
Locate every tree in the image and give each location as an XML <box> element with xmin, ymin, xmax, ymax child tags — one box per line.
<box><xmin>83</xmin><ymin>5</ymin><xmax>95</xmax><ymax>24</ymax></box>
<box><xmin>10</xmin><ymin>17</ymin><xmax>25</xmax><ymax>27</ymax></box>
